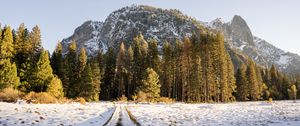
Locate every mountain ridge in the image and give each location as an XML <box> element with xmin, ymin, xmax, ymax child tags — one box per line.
<box><xmin>61</xmin><ymin>5</ymin><xmax>300</xmax><ymax>75</ymax></box>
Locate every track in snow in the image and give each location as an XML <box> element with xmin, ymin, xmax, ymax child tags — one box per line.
<box><xmin>104</xmin><ymin>105</ymin><xmax>138</xmax><ymax>126</ymax></box>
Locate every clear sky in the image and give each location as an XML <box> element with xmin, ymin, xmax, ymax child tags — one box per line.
<box><xmin>0</xmin><ymin>0</ymin><xmax>299</xmax><ymax>54</ymax></box>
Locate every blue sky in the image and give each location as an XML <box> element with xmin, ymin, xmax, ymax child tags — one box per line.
<box><xmin>0</xmin><ymin>0</ymin><xmax>299</xmax><ymax>54</ymax></box>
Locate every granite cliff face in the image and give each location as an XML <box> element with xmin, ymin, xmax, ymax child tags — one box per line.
<box><xmin>62</xmin><ymin>5</ymin><xmax>300</xmax><ymax>74</ymax></box>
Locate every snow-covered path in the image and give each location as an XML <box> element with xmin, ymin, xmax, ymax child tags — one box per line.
<box><xmin>104</xmin><ymin>106</ymin><xmax>120</xmax><ymax>126</ymax></box>
<box><xmin>105</xmin><ymin>105</ymin><xmax>137</xmax><ymax>126</ymax></box>
<box><xmin>127</xmin><ymin>100</ymin><xmax>300</xmax><ymax>126</ymax></box>
<box><xmin>117</xmin><ymin>106</ymin><xmax>136</xmax><ymax>126</ymax></box>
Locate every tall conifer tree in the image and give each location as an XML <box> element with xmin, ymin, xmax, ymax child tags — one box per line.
<box><xmin>115</xmin><ymin>42</ymin><xmax>127</xmax><ymax>97</ymax></box>
<box><xmin>101</xmin><ymin>47</ymin><xmax>116</xmax><ymax>100</ymax></box>
<box><xmin>30</xmin><ymin>50</ymin><xmax>54</xmax><ymax>92</ymax></box>
<box><xmin>0</xmin><ymin>26</ymin><xmax>20</xmax><ymax>90</ymax></box>
<box><xmin>246</xmin><ymin>59</ymin><xmax>260</xmax><ymax>100</ymax></box>
<box><xmin>66</xmin><ymin>41</ymin><xmax>77</xmax><ymax>98</ymax></box>
<box><xmin>235</xmin><ymin>64</ymin><xmax>248</xmax><ymax>101</ymax></box>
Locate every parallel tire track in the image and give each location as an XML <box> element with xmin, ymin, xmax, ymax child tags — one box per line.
<box><xmin>104</xmin><ymin>105</ymin><xmax>140</xmax><ymax>126</ymax></box>
<box><xmin>103</xmin><ymin>106</ymin><xmax>119</xmax><ymax>126</ymax></box>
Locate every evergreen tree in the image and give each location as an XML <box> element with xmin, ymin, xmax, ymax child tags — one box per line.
<box><xmin>147</xmin><ymin>39</ymin><xmax>160</xmax><ymax>72</ymax></box>
<box><xmin>235</xmin><ymin>64</ymin><xmax>248</xmax><ymax>101</ymax></box>
<box><xmin>269</xmin><ymin>65</ymin><xmax>283</xmax><ymax>99</ymax></box>
<box><xmin>0</xmin><ymin>26</ymin><xmax>20</xmax><ymax>90</ymax></box>
<box><xmin>28</xmin><ymin>25</ymin><xmax>43</xmax><ymax>56</ymax></box>
<box><xmin>190</xmin><ymin>33</ymin><xmax>202</xmax><ymax>102</ymax></box>
<box><xmin>0</xmin><ymin>59</ymin><xmax>19</xmax><ymax>90</ymax></box>
<box><xmin>246</xmin><ymin>59</ymin><xmax>260</xmax><ymax>100</ymax></box>
<box><xmin>281</xmin><ymin>75</ymin><xmax>291</xmax><ymax>99</ymax></box>
<box><xmin>226</xmin><ymin>53</ymin><xmax>236</xmax><ymax>102</ymax></box>
<box><xmin>50</xmin><ymin>41</ymin><xmax>68</xmax><ymax>95</ymax></box>
<box><xmin>161</xmin><ymin>42</ymin><xmax>173</xmax><ymax>97</ymax></box>
<box><xmin>296</xmin><ymin>79</ymin><xmax>300</xmax><ymax>99</ymax></box>
<box><xmin>73</xmin><ymin>47</ymin><xmax>88</xmax><ymax>98</ymax></box>
<box><xmin>101</xmin><ymin>47</ymin><xmax>116</xmax><ymax>100</ymax></box>
<box><xmin>47</xmin><ymin>76</ymin><xmax>64</xmax><ymax>99</ymax></box>
<box><xmin>139</xmin><ymin>68</ymin><xmax>161</xmax><ymax>101</ymax></box>
<box><xmin>13</xmin><ymin>24</ymin><xmax>31</xmax><ymax>92</ymax></box>
<box><xmin>181</xmin><ymin>37</ymin><xmax>192</xmax><ymax>102</ymax></box>
<box><xmin>207</xmin><ymin>32</ymin><xmax>229</xmax><ymax>102</ymax></box>
<box><xmin>288</xmin><ymin>84</ymin><xmax>297</xmax><ymax>101</ymax></box>
<box><xmin>216</xmin><ymin>33</ymin><xmax>229</xmax><ymax>102</ymax></box>
<box><xmin>14</xmin><ymin>23</ymin><xmax>30</xmax><ymax>53</ymax></box>
<box><xmin>126</xmin><ymin>45</ymin><xmax>134</xmax><ymax>98</ymax></box>
<box><xmin>66</xmin><ymin>41</ymin><xmax>77</xmax><ymax>98</ymax></box>
<box><xmin>0</xmin><ymin>24</ymin><xmax>2</xmax><ymax>40</ymax></box>
<box><xmin>115</xmin><ymin>42</ymin><xmax>127</xmax><ymax>97</ymax></box>
<box><xmin>261</xmin><ymin>83</ymin><xmax>270</xmax><ymax>100</ymax></box>
<box><xmin>172</xmin><ymin>40</ymin><xmax>183</xmax><ymax>101</ymax></box>
<box><xmin>51</xmin><ymin>41</ymin><xmax>63</xmax><ymax>77</ymax></box>
<box><xmin>132</xmin><ymin>34</ymin><xmax>148</xmax><ymax>94</ymax></box>
<box><xmin>0</xmin><ymin>26</ymin><xmax>14</xmax><ymax>59</ymax></box>
<box><xmin>31</xmin><ymin>50</ymin><xmax>54</xmax><ymax>92</ymax></box>
<box><xmin>90</xmin><ymin>53</ymin><xmax>102</xmax><ymax>101</ymax></box>
<box><xmin>256</xmin><ymin>67</ymin><xmax>264</xmax><ymax>97</ymax></box>
<box><xmin>78</xmin><ymin>47</ymin><xmax>87</xmax><ymax>76</ymax></box>
<box><xmin>200</xmin><ymin>32</ymin><xmax>213</xmax><ymax>102</ymax></box>
<box><xmin>79</xmin><ymin>64</ymin><xmax>94</xmax><ymax>101</ymax></box>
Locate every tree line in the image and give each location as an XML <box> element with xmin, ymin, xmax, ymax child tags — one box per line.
<box><xmin>0</xmin><ymin>24</ymin><xmax>299</xmax><ymax>102</ymax></box>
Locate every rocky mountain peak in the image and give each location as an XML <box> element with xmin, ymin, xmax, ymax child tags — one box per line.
<box><xmin>230</xmin><ymin>15</ymin><xmax>255</xmax><ymax>46</ymax></box>
<box><xmin>62</xmin><ymin>21</ymin><xmax>105</xmax><ymax>56</ymax></box>
<box><xmin>62</xmin><ymin>5</ymin><xmax>202</xmax><ymax>56</ymax></box>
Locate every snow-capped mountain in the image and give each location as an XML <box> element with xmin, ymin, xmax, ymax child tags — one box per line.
<box><xmin>62</xmin><ymin>5</ymin><xmax>203</xmax><ymax>54</ymax></box>
<box><xmin>207</xmin><ymin>15</ymin><xmax>300</xmax><ymax>74</ymax></box>
<box><xmin>62</xmin><ymin>5</ymin><xmax>300</xmax><ymax>74</ymax></box>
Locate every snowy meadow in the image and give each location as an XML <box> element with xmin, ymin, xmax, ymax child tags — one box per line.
<box><xmin>0</xmin><ymin>100</ymin><xmax>300</xmax><ymax>126</ymax></box>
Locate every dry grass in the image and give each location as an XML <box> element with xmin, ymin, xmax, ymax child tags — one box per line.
<box><xmin>118</xmin><ymin>95</ymin><xmax>128</xmax><ymax>102</ymax></box>
<box><xmin>24</xmin><ymin>92</ymin><xmax>57</xmax><ymax>104</ymax></box>
<box><xmin>0</xmin><ymin>88</ymin><xmax>23</xmax><ymax>102</ymax></box>
<box><xmin>57</xmin><ymin>97</ymin><xmax>72</xmax><ymax>104</ymax></box>
<box><xmin>75</xmin><ymin>97</ymin><xmax>86</xmax><ymax>105</ymax></box>
<box><xmin>158</xmin><ymin>97</ymin><xmax>174</xmax><ymax>103</ymax></box>
<box><xmin>136</xmin><ymin>91</ymin><xmax>147</xmax><ymax>102</ymax></box>
<box><xmin>268</xmin><ymin>98</ymin><xmax>273</xmax><ymax>103</ymax></box>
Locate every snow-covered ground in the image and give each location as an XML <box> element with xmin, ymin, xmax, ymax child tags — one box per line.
<box><xmin>128</xmin><ymin>100</ymin><xmax>300</xmax><ymax>126</ymax></box>
<box><xmin>0</xmin><ymin>101</ymin><xmax>115</xmax><ymax>126</ymax></box>
<box><xmin>1</xmin><ymin>100</ymin><xmax>300</xmax><ymax>126</ymax></box>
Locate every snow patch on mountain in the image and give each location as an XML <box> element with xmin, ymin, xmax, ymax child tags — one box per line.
<box><xmin>254</xmin><ymin>36</ymin><xmax>293</xmax><ymax>70</ymax></box>
<box><xmin>61</xmin><ymin>21</ymin><xmax>106</xmax><ymax>56</ymax></box>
